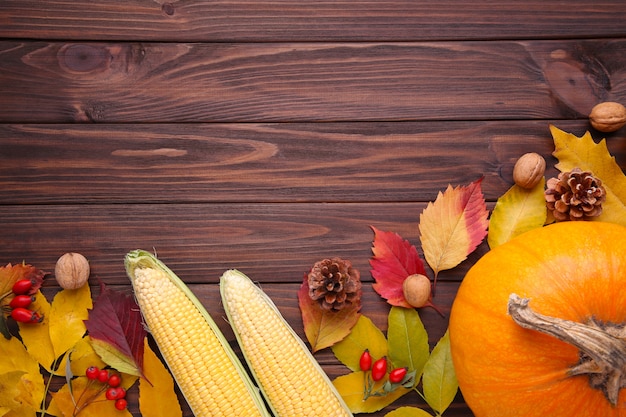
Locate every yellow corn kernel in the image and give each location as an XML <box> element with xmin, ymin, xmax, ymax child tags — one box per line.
<box><xmin>220</xmin><ymin>269</ymin><xmax>353</xmax><ymax>417</ymax></box>
<box><xmin>125</xmin><ymin>250</ymin><xmax>271</xmax><ymax>417</ymax></box>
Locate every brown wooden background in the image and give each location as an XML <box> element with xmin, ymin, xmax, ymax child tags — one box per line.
<box><xmin>2</xmin><ymin>1</ymin><xmax>626</xmax><ymax>416</ymax></box>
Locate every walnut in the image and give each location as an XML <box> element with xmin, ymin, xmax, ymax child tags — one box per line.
<box><xmin>55</xmin><ymin>252</ymin><xmax>90</xmax><ymax>290</ymax></box>
<box><xmin>589</xmin><ymin>102</ymin><xmax>626</xmax><ymax>133</ymax></box>
<box><xmin>512</xmin><ymin>152</ymin><xmax>546</xmax><ymax>189</ymax></box>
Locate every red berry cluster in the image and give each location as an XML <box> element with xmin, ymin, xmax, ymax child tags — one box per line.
<box><xmin>85</xmin><ymin>366</ymin><xmax>128</xmax><ymax>411</ymax></box>
<box><xmin>359</xmin><ymin>349</ymin><xmax>413</xmax><ymax>400</ymax></box>
<box><xmin>2</xmin><ymin>279</ymin><xmax>42</xmax><ymax>323</ymax></box>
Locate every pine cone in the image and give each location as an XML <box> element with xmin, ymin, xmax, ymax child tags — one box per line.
<box><xmin>545</xmin><ymin>168</ymin><xmax>606</xmax><ymax>221</ymax></box>
<box><xmin>308</xmin><ymin>258</ymin><xmax>361</xmax><ymax>311</ymax></box>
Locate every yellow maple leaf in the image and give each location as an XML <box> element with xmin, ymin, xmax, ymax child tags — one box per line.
<box><xmin>550</xmin><ymin>125</ymin><xmax>626</xmax><ymax>226</ymax></box>
<box><xmin>139</xmin><ymin>337</ymin><xmax>183</xmax><ymax>417</ymax></box>
<box><xmin>487</xmin><ymin>180</ymin><xmax>547</xmax><ymax>249</ymax></box>
<box><xmin>0</xmin><ymin>336</ymin><xmax>45</xmax><ymax>417</ymax></box>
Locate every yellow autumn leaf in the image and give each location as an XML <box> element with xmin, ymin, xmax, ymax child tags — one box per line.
<box><xmin>550</xmin><ymin>125</ymin><xmax>626</xmax><ymax>226</ymax></box>
<box><xmin>67</xmin><ymin>336</ymin><xmax>107</xmax><ymax>378</ymax></box>
<box><xmin>333</xmin><ymin>371</ymin><xmax>411</xmax><ymax>413</ymax></box>
<box><xmin>49</xmin><ymin>285</ymin><xmax>91</xmax><ymax>358</ymax></box>
<box><xmin>385</xmin><ymin>406</ymin><xmax>434</xmax><ymax>417</ymax></box>
<box><xmin>0</xmin><ymin>336</ymin><xmax>45</xmax><ymax>417</ymax></box>
<box><xmin>17</xmin><ymin>291</ymin><xmax>55</xmax><ymax>373</ymax></box>
<box><xmin>419</xmin><ymin>178</ymin><xmax>489</xmax><ymax>280</ymax></box>
<box><xmin>331</xmin><ymin>315</ymin><xmax>387</xmax><ymax>372</ymax></box>
<box><xmin>487</xmin><ymin>179</ymin><xmax>547</xmax><ymax>249</ymax></box>
<box><xmin>139</xmin><ymin>337</ymin><xmax>183</xmax><ymax>417</ymax></box>
<box><xmin>19</xmin><ymin>286</ymin><xmax>91</xmax><ymax>375</ymax></box>
<box><xmin>0</xmin><ymin>371</ymin><xmax>27</xmax><ymax>415</ymax></box>
<box><xmin>49</xmin><ymin>377</ymin><xmax>133</xmax><ymax>417</ymax></box>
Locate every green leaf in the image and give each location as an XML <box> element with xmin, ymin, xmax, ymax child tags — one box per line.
<box><xmin>387</xmin><ymin>306</ymin><xmax>430</xmax><ymax>381</ymax></box>
<box><xmin>487</xmin><ymin>180</ymin><xmax>547</xmax><ymax>249</ymax></box>
<box><xmin>385</xmin><ymin>406</ymin><xmax>434</xmax><ymax>417</ymax></box>
<box><xmin>333</xmin><ymin>371</ymin><xmax>411</xmax><ymax>414</ymax></box>
<box><xmin>422</xmin><ymin>330</ymin><xmax>458</xmax><ymax>415</ymax></box>
<box><xmin>90</xmin><ymin>338</ymin><xmax>141</xmax><ymax>376</ymax></box>
<box><xmin>331</xmin><ymin>314</ymin><xmax>387</xmax><ymax>371</ymax></box>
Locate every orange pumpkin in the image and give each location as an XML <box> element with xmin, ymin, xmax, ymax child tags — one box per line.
<box><xmin>449</xmin><ymin>221</ymin><xmax>626</xmax><ymax>417</ymax></box>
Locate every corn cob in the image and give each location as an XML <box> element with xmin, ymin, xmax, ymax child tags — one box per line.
<box><xmin>220</xmin><ymin>269</ymin><xmax>353</xmax><ymax>417</ymax></box>
<box><xmin>124</xmin><ymin>250</ymin><xmax>271</xmax><ymax>417</ymax></box>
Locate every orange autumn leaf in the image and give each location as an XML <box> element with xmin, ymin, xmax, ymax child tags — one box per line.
<box><xmin>298</xmin><ymin>276</ymin><xmax>360</xmax><ymax>352</ymax></box>
<box><xmin>0</xmin><ymin>263</ymin><xmax>46</xmax><ymax>339</ymax></box>
<box><xmin>139</xmin><ymin>337</ymin><xmax>183</xmax><ymax>417</ymax></box>
<box><xmin>419</xmin><ymin>178</ymin><xmax>488</xmax><ymax>284</ymax></box>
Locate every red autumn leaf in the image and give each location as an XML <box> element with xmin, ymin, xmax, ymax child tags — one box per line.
<box><xmin>298</xmin><ymin>274</ymin><xmax>360</xmax><ymax>352</ymax></box>
<box><xmin>370</xmin><ymin>226</ymin><xmax>427</xmax><ymax>308</ymax></box>
<box><xmin>84</xmin><ymin>285</ymin><xmax>146</xmax><ymax>377</ymax></box>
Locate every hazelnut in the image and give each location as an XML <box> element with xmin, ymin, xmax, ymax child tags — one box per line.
<box><xmin>55</xmin><ymin>252</ymin><xmax>90</xmax><ymax>290</ymax></box>
<box><xmin>402</xmin><ymin>274</ymin><xmax>431</xmax><ymax>308</ymax></box>
<box><xmin>589</xmin><ymin>101</ymin><xmax>626</xmax><ymax>133</ymax></box>
<box><xmin>513</xmin><ymin>152</ymin><xmax>546</xmax><ymax>189</ymax></box>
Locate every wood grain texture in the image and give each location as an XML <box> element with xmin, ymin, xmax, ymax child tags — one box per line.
<box><xmin>2</xmin><ymin>2</ymin><xmax>626</xmax><ymax>416</ymax></box>
<box><xmin>1</xmin><ymin>0</ymin><xmax>625</xmax><ymax>42</ymax></box>
<box><xmin>2</xmin><ymin>121</ymin><xmax>624</xmax><ymax>204</ymax></box>
<box><xmin>0</xmin><ymin>202</ymin><xmax>491</xmax><ymax>286</ymax></box>
<box><xmin>1</xmin><ymin>39</ymin><xmax>625</xmax><ymax>122</ymax></box>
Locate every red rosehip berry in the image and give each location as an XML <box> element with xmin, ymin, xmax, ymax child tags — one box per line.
<box><xmin>371</xmin><ymin>357</ymin><xmax>387</xmax><ymax>382</ymax></box>
<box><xmin>359</xmin><ymin>349</ymin><xmax>372</xmax><ymax>372</ymax></box>
<box><xmin>389</xmin><ymin>367</ymin><xmax>408</xmax><ymax>384</ymax></box>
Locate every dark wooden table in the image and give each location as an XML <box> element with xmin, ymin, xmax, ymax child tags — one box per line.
<box><xmin>2</xmin><ymin>2</ymin><xmax>626</xmax><ymax>416</ymax></box>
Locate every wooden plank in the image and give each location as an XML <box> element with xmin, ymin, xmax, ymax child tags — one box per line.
<box><xmin>2</xmin><ymin>121</ymin><xmax>624</xmax><ymax>205</ymax></box>
<box><xmin>0</xmin><ymin>202</ymin><xmax>491</xmax><ymax>285</ymax></box>
<box><xmin>1</xmin><ymin>1</ymin><xmax>625</xmax><ymax>42</ymax></box>
<box><xmin>2</xmin><ymin>39</ymin><xmax>625</xmax><ymax>123</ymax></box>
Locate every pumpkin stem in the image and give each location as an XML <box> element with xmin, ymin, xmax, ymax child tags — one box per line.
<box><xmin>508</xmin><ymin>293</ymin><xmax>626</xmax><ymax>406</ymax></box>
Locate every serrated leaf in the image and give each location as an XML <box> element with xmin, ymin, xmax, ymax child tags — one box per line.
<box><xmin>487</xmin><ymin>180</ymin><xmax>547</xmax><ymax>249</ymax></box>
<box><xmin>298</xmin><ymin>276</ymin><xmax>360</xmax><ymax>352</ymax></box>
<box><xmin>422</xmin><ymin>330</ymin><xmax>458</xmax><ymax>415</ymax></box>
<box><xmin>419</xmin><ymin>178</ymin><xmax>488</xmax><ymax>283</ymax></box>
<box><xmin>331</xmin><ymin>315</ymin><xmax>387</xmax><ymax>371</ymax></box>
<box><xmin>385</xmin><ymin>406</ymin><xmax>434</xmax><ymax>417</ymax></box>
<box><xmin>387</xmin><ymin>306</ymin><xmax>430</xmax><ymax>382</ymax></box>
<box><xmin>370</xmin><ymin>226</ymin><xmax>427</xmax><ymax>308</ymax></box>
<box><xmin>139</xmin><ymin>337</ymin><xmax>183</xmax><ymax>417</ymax></box>
<box><xmin>0</xmin><ymin>263</ymin><xmax>46</xmax><ymax>340</ymax></box>
<box><xmin>333</xmin><ymin>371</ymin><xmax>411</xmax><ymax>414</ymax></box>
<box><xmin>550</xmin><ymin>125</ymin><xmax>626</xmax><ymax>226</ymax></box>
<box><xmin>84</xmin><ymin>286</ymin><xmax>146</xmax><ymax>377</ymax></box>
